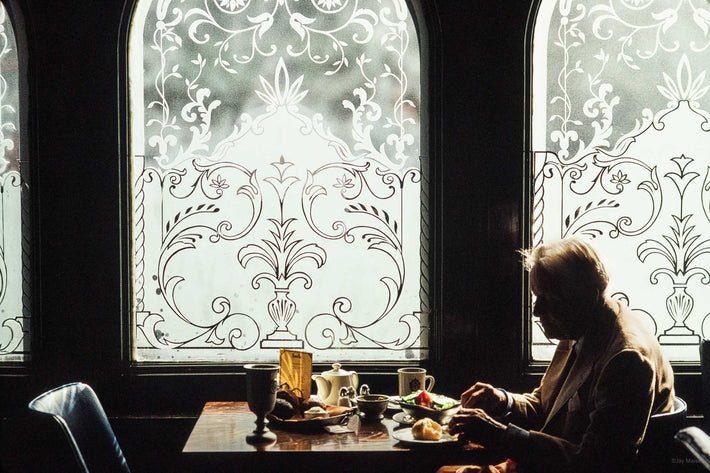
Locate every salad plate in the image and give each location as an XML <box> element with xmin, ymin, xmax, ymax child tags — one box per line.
<box><xmin>398</xmin><ymin>391</ymin><xmax>460</xmax><ymax>424</ymax></box>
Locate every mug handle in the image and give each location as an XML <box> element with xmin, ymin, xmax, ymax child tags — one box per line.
<box><xmin>425</xmin><ymin>375</ymin><xmax>435</xmax><ymax>392</ymax></box>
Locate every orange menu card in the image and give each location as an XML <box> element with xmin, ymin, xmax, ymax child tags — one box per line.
<box><xmin>279</xmin><ymin>349</ymin><xmax>313</xmax><ymax>397</ymax></box>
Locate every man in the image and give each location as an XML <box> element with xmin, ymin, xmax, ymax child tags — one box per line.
<box><xmin>446</xmin><ymin>236</ymin><xmax>675</xmax><ymax>473</ymax></box>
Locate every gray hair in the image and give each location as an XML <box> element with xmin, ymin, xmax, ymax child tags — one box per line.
<box><xmin>521</xmin><ymin>236</ymin><xmax>609</xmax><ymax>295</ymax></box>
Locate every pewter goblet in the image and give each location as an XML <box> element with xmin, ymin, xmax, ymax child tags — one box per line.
<box><xmin>244</xmin><ymin>363</ymin><xmax>280</xmax><ymax>444</ymax></box>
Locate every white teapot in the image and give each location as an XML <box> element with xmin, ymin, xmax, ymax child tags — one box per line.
<box><xmin>312</xmin><ymin>363</ymin><xmax>359</xmax><ymax>405</ymax></box>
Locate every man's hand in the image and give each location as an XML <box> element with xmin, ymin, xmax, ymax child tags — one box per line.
<box><xmin>460</xmin><ymin>382</ymin><xmax>507</xmax><ymax>415</ymax></box>
<box><xmin>448</xmin><ymin>408</ymin><xmax>507</xmax><ymax>447</ymax></box>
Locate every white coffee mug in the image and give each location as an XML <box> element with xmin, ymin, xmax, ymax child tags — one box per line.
<box><xmin>397</xmin><ymin>367</ymin><xmax>435</xmax><ymax>397</ymax></box>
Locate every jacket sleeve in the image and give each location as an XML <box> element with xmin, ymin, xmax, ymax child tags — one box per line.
<box><xmin>507</xmin><ymin>387</ymin><xmax>547</xmax><ymax>430</ymax></box>
<box><xmin>502</xmin><ymin>350</ymin><xmax>656</xmax><ymax>473</ymax></box>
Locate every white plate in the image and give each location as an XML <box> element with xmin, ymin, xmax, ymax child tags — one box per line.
<box><xmin>392</xmin><ymin>427</ymin><xmax>459</xmax><ymax>446</ymax></box>
<box><xmin>392</xmin><ymin>411</ymin><xmax>416</xmax><ymax>425</ymax></box>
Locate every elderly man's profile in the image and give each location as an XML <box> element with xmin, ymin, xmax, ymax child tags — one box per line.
<box><xmin>442</xmin><ymin>236</ymin><xmax>675</xmax><ymax>473</ymax></box>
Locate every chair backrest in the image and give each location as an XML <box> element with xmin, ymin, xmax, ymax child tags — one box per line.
<box><xmin>0</xmin><ymin>406</ymin><xmax>90</xmax><ymax>473</ymax></box>
<box><xmin>648</xmin><ymin>396</ymin><xmax>687</xmax><ymax>435</ymax></box>
<box><xmin>675</xmin><ymin>426</ymin><xmax>710</xmax><ymax>471</ymax></box>
<box><xmin>637</xmin><ymin>396</ymin><xmax>688</xmax><ymax>470</ymax></box>
<box><xmin>27</xmin><ymin>382</ymin><xmax>131</xmax><ymax>473</ymax></box>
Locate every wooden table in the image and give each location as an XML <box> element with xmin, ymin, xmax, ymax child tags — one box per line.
<box><xmin>182</xmin><ymin>402</ymin><xmax>495</xmax><ymax>473</ymax></box>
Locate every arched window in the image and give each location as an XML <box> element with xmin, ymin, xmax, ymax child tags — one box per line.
<box><xmin>128</xmin><ymin>0</ymin><xmax>429</xmax><ymax>363</ymax></box>
<box><xmin>0</xmin><ymin>1</ymin><xmax>28</xmax><ymax>363</ymax></box>
<box><xmin>530</xmin><ymin>0</ymin><xmax>710</xmax><ymax>362</ymax></box>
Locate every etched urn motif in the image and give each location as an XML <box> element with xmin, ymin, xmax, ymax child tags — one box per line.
<box><xmin>268</xmin><ymin>288</ymin><xmax>296</xmax><ymax>331</ymax></box>
<box><xmin>658</xmin><ymin>284</ymin><xmax>700</xmax><ymax>344</ymax></box>
<box><xmin>666</xmin><ymin>284</ymin><xmax>693</xmax><ymax>327</ymax></box>
<box><xmin>262</xmin><ymin>287</ymin><xmax>302</xmax><ymax>348</ymax></box>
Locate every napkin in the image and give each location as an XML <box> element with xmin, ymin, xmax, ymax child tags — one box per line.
<box><xmin>324</xmin><ymin>424</ymin><xmax>355</xmax><ymax>434</ymax></box>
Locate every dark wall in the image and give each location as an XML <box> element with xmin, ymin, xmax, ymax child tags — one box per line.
<box><xmin>436</xmin><ymin>1</ymin><xmax>531</xmax><ymax>394</ymax></box>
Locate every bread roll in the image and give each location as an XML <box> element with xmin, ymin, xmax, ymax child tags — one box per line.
<box><xmin>411</xmin><ymin>417</ymin><xmax>442</xmax><ymax>440</ymax></box>
<box><xmin>272</xmin><ymin>398</ymin><xmax>295</xmax><ymax>419</ymax></box>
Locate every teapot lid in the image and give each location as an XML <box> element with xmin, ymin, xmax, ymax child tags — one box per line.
<box><xmin>322</xmin><ymin>362</ymin><xmax>354</xmax><ymax>376</ymax></box>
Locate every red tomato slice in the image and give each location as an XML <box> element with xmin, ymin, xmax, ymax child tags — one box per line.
<box><xmin>414</xmin><ymin>390</ymin><xmax>433</xmax><ymax>408</ymax></box>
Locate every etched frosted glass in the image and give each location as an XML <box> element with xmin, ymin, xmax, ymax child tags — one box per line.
<box><xmin>0</xmin><ymin>3</ymin><xmax>26</xmax><ymax>362</ymax></box>
<box><xmin>129</xmin><ymin>0</ymin><xmax>426</xmax><ymax>362</ymax></box>
<box><xmin>531</xmin><ymin>0</ymin><xmax>710</xmax><ymax>362</ymax></box>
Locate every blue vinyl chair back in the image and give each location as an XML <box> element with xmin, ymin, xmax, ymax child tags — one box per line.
<box><xmin>28</xmin><ymin>382</ymin><xmax>131</xmax><ymax>473</ymax></box>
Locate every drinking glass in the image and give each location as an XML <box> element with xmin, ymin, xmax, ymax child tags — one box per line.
<box><xmin>244</xmin><ymin>363</ymin><xmax>280</xmax><ymax>444</ymax></box>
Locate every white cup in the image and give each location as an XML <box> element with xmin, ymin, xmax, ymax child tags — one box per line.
<box><xmin>397</xmin><ymin>367</ymin><xmax>435</xmax><ymax>397</ymax></box>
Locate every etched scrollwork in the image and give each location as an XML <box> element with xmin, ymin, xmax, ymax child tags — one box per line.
<box><xmin>0</xmin><ymin>3</ymin><xmax>24</xmax><ymax>359</ymax></box>
<box><xmin>533</xmin><ymin>2</ymin><xmax>710</xmax><ymax>361</ymax></box>
<box><xmin>304</xmin><ymin>297</ymin><xmax>422</xmax><ymax>350</ymax></box>
<box><xmin>0</xmin><ymin>318</ymin><xmax>24</xmax><ymax>354</ymax></box>
<box><xmin>0</xmin><ymin>6</ymin><xmax>16</xmax><ymax>176</ymax></box>
<box><xmin>131</xmin><ymin>0</ymin><xmax>424</xmax><ymax>362</ymax></box>
<box><xmin>136</xmin><ymin>296</ymin><xmax>260</xmax><ymax>350</ymax></box>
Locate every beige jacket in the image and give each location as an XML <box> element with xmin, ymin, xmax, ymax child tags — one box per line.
<box><xmin>504</xmin><ymin>299</ymin><xmax>675</xmax><ymax>473</ymax></box>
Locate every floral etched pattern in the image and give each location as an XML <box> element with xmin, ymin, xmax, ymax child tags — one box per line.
<box><xmin>0</xmin><ymin>2</ymin><xmax>27</xmax><ymax>362</ymax></box>
<box><xmin>316</xmin><ymin>0</ymin><xmax>344</xmax><ymax>11</ymax></box>
<box><xmin>130</xmin><ymin>0</ymin><xmax>424</xmax><ymax>362</ymax></box>
<box><xmin>532</xmin><ymin>0</ymin><xmax>710</xmax><ymax>362</ymax></box>
<box><xmin>218</xmin><ymin>0</ymin><xmax>247</xmax><ymax>12</ymax></box>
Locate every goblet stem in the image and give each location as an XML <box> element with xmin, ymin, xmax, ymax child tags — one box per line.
<box><xmin>246</xmin><ymin>414</ymin><xmax>276</xmax><ymax>444</ymax></box>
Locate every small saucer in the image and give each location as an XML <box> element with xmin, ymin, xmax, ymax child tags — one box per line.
<box><xmin>392</xmin><ymin>411</ymin><xmax>416</xmax><ymax>425</ymax></box>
